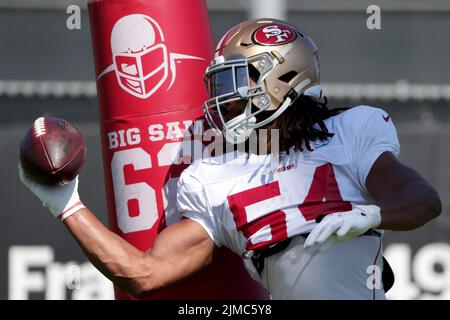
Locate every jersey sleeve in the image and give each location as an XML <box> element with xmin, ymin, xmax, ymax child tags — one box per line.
<box><xmin>177</xmin><ymin>169</ymin><xmax>221</xmax><ymax>246</ymax></box>
<box><xmin>354</xmin><ymin>106</ymin><xmax>400</xmax><ymax>190</ymax></box>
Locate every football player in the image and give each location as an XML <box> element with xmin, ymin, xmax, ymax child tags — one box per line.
<box><xmin>19</xmin><ymin>19</ymin><xmax>441</xmax><ymax>299</ymax></box>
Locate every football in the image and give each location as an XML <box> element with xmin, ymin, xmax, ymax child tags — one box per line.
<box><xmin>19</xmin><ymin>117</ymin><xmax>86</xmax><ymax>185</ymax></box>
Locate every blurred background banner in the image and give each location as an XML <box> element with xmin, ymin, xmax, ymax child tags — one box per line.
<box><xmin>1</xmin><ymin>0</ymin><xmax>449</xmax><ymax>300</ymax></box>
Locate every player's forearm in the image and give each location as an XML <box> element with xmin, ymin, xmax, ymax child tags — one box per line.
<box><xmin>63</xmin><ymin>208</ymin><xmax>159</xmax><ymax>296</ymax></box>
<box><xmin>376</xmin><ymin>180</ymin><xmax>441</xmax><ymax>230</ymax></box>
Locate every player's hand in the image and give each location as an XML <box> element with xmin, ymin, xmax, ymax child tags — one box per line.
<box><xmin>304</xmin><ymin>205</ymin><xmax>381</xmax><ymax>252</ymax></box>
<box><xmin>18</xmin><ymin>163</ymin><xmax>85</xmax><ymax>221</ymax></box>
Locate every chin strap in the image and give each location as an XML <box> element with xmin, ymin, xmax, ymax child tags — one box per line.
<box><xmin>250</xmin><ymin>79</ymin><xmax>313</xmax><ymax>129</ymax></box>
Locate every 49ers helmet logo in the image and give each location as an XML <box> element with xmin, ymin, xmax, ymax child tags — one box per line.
<box><xmin>253</xmin><ymin>24</ymin><xmax>297</xmax><ymax>46</ymax></box>
<box><xmin>98</xmin><ymin>14</ymin><xmax>203</xmax><ymax>99</ymax></box>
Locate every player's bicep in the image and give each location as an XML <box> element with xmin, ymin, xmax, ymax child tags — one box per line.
<box><xmin>365</xmin><ymin>151</ymin><xmax>429</xmax><ymax>201</ymax></box>
<box><xmin>352</xmin><ymin>107</ymin><xmax>400</xmax><ymax>191</ymax></box>
<box><xmin>143</xmin><ymin>218</ymin><xmax>214</xmax><ymax>289</ymax></box>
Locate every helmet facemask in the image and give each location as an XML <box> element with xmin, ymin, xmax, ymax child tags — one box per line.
<box><xmin>203</xmin><ymin>54</ymin><xmax>277</xmax><ymax>144</ymax></box>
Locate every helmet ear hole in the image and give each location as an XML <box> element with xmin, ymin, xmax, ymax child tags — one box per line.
<box><xmin>278</xmin><ymin>71</ymin><xmax>298</xmax><ymax>83</ymax></box>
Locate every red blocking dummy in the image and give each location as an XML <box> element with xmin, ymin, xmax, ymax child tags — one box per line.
<box><xmin>88</xmin><ymin>0</ymin><xmax>269</xmax><ymax>299</ymax></box>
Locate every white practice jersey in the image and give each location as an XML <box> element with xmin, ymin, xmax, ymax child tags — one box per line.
<box><xmin>177</xmin><ymin>106</ymin><xmax>399</xmax><ymax>256</ymax></box>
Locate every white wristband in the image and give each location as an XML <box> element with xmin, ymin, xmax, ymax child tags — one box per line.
<box><xmin>58</xmin><ymin>201</ymin><xmax>86</xmax><ymax>221</ymax></box>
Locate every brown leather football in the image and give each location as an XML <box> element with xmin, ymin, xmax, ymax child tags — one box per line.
<box><xmin>19</xmin><ymin>117</ymin><xmax>86</xmax><ymax>185</ymax></box>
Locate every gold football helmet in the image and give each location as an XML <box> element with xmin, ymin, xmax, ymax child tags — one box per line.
<box><xmin>204</xmin><ymin>18</ymin><xmax>321</xmax><ymax>144</ymax></box>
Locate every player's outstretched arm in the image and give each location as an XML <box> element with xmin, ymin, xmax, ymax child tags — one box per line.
<box><xmin>366</xmin><ymin>151</ymin><xmax>442</xmax><ymax>230</ymax></box>
<box><xmin>64</xmin><ymin>209</ymin><xmax>214</xmax><ymax>297</ymax></box>
<box><xmin>19</xmin><ymin>164</ymin><xmax>214</xmax><ymax>297</ymax></box>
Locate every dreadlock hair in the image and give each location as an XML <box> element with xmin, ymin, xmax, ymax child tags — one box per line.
<box><xmin>220</xmin><ymin>95</ymin><xmax>346</xmax><ymax>156</ymax></box>
<box><xmin>272</xmin><ymin>95</ymin><xmax>347</xmax><ymax>152</ymax></box>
